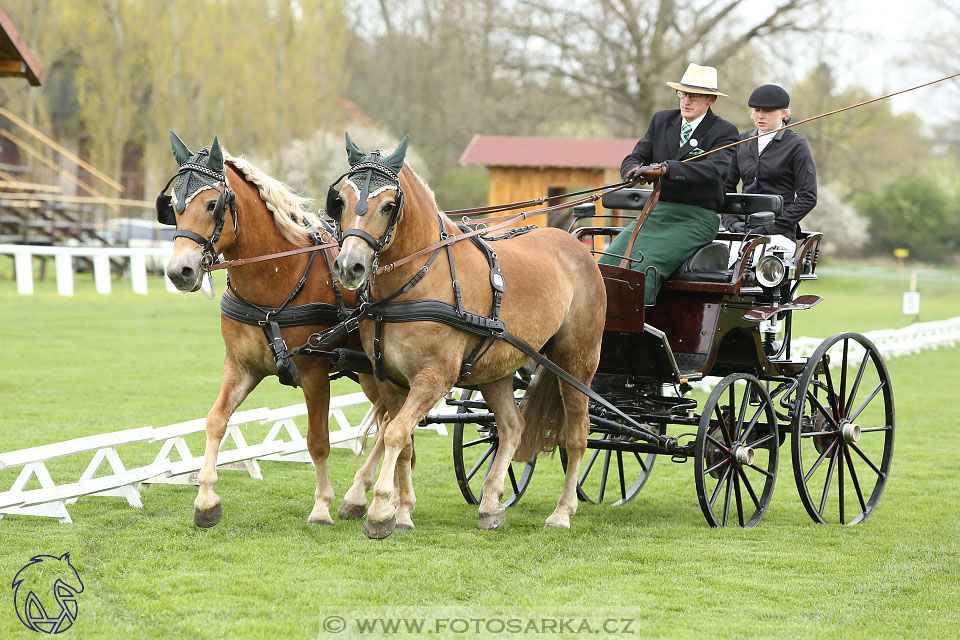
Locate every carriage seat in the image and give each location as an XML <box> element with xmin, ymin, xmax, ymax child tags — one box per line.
<box><xmin>669</xmin><ymin>242</ymin><xmax>732</xmax><ymax>282</ymax></box>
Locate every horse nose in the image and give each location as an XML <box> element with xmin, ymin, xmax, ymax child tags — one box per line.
<box><xmin>179</xmin><ymin>265</ymin><xmax>195</xmax><ymax>282</ymax></box>
<box><xmin>348</xmin><ymin>262</ymin><xmax>365</xmax><ymax>280</ymax></box>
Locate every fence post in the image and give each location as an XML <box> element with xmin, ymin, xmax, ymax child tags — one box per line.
<box><xmin>93</xmin><ymin>254</ymin><xmax>111</xmax><ymax>294</ymax></box>
<box><xmin>55</xmin><ymin>253</ymin><xmax>74</xmax><ymax>296</ymax></box>
<box><xmin>129</xmin><ymin>254</ymin><xmax>148</xmax><ymax>295</ymax></box>
<box><xmin>14</xmin><ymin>250</ymin><xmax>33</xmax><ymax>295</ymax></box>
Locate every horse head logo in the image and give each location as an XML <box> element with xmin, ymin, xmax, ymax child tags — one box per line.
<box><xmin>11</xmin><ymin>553</ymin><xmax>84</xmax><ymax>634</ymax></box>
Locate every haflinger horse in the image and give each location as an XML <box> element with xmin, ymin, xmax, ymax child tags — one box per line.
<box><xmin>159</xmin><ymin>131</ymin><xmax>392</xmax><ymax>529</ymax></box>
<box><xmin>329</xmin><ymin>133</ymin><xmax>606</xmax><ymax>538</ymax></box>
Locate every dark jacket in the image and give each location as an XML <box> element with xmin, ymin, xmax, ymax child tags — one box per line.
<box><xmin>723</xmin><ymin>127</ymin><xmax>817</xmax><ymax>241</ymax></box>
<box><xmin>620</xmin><ymin>108</ymin><xmax>739</xmax><ymax>212</ymax></box>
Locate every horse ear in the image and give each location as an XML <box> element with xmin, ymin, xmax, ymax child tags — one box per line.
<box><xmin>344</xmin><ymin>131</ymin><xmax>366</xmax><ymax>166</ymax></box>
<box><xmin>383</xmin><ymin>134</ymin><xmax>410</xmax><ymax>174</ymax></box>
<box><xmin>60</xmin><ymin>552</ymin><xmax>71</xmax><ymax>561</ymax></box>
<box><xmin>208</xmin><ymin>136</ymin><xmax>224</xmax><ymax>172</ymax></box>
<box><xmin>169</xmin><ymin>130</ymin><xmax>193</xmax><ymax>165</ymax></box>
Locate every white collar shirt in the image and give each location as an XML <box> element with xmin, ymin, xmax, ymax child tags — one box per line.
<box><xmin>683</xmin><ymin>112</ymin><xmax>707</xmax><ymax>139</ymax></box>
<box><xmin>757</xmin><ymin>123</ymin><xmax>782</xmax><ymax>155</ymax></box>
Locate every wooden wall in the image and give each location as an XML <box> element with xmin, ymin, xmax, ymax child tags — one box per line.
<box><xmin>487</xmin><ymin>166</ymin><xmax>608</xmax><ymax>228</ymax></box>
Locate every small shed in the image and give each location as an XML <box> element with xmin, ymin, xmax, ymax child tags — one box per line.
<box><xmin>0</xmin><ymin>9</ymin><xmax>45</xmax><ymax>86</ymax></box>
<box><xmin>459</xmin><ymin>135</ymin><xmax>636</xmax><ymax>228</ymax></box>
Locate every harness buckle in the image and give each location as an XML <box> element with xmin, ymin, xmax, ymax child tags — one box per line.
<box><xmin>345</xmin><ymin>316</ymin><xmax>361</xmax><ymax>333</ymax></box>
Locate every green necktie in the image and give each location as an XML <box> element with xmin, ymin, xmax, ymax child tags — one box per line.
<box><xmin>679</xmin><ymin>121</ymin><xmax>692</xmax><ymax>148</ymax></box>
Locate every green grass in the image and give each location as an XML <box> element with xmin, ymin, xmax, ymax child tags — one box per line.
<box><xmin>1</xmin><ymin>264</ymin><xmax>959</xmax><ymax>639</ymax></box>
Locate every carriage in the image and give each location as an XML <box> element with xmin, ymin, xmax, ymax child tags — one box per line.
<box><xmin>429</xmin><ymin>189</ymin><xmax>895</xmax><ymax>528</ymax></box>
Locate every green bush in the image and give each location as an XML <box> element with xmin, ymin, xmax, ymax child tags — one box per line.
<box><xmin>432</xmin><ymin>166</ymin><xmax>488</xmax><ymax>212</ymax></box>
<box><xmin>857</xmin><ymin>178</ymin><xmax>959</xmax><ymax>261</ymax></box>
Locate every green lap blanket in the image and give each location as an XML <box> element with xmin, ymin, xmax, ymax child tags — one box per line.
<box><xmin>598</xmin><ymin>201</ymin><xmax>720</xmax><ymax>305</ymax></box>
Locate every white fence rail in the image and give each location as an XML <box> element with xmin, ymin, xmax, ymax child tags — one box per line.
<box><xmin>0</xmin><ymin>393</ymin><xmax>454</xmax><ymax>524</ymax></box>
<box><xmin>0</xmin><ymin>243</ymin><xmax>175</xmax><ymax>295</ymax></box>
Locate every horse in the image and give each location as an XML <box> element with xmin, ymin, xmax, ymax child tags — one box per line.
<box><xmin>329</xmin><ymin>133</ymin><xmax>606</xmax><ymax>538</ymax></box>
<box><xmin>160</xmin><ymin>131</ymin><xmax>394</xmax><ymax>529</ymax></box>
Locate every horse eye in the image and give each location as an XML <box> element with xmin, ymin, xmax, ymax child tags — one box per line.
<box><xmin>382</xmin><ymin>202</ymin><xmax>396</xmax><ymax>215</ymax></box>
<box><xmin>205</xmin><ymin>200</ymin><xmax>217</xmax><ymax>212</ymax></box>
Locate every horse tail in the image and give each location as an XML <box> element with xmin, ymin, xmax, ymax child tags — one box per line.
<box><xmin>514</xmin><ymin>367</ymin><xmax>563</xmax><ymax>461</ymax></box>
<box><xmin>354</xmin><ymin>399</ymin><xmax>389</xmax><ymax>459</ymax></box>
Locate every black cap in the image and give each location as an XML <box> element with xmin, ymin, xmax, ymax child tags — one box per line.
<box><xmin>748</xmin><ymin>84</ymin><xmax>790</xmax><ymax>110</ymax></box>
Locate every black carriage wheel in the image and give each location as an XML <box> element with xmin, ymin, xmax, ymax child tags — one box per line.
<box><xmin>791</xmin><ymin>333</ymin><xmax>895</xmax><ymax>525</ymax></box>
<box><xmin>451</xmin><ymin>390</ymin><xmax>536</xmax><ymax>507</ymax></box>
<box><xmin>560</xmin><ymin>432</ymin><xmax>658</xmax><ymax>506</ymax></box>
<box><xmin>694</xmin><ymin>373</ymin><xmax>779</xmax><ymax>527</ymax></box>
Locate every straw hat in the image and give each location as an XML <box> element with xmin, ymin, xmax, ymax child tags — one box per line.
<box><xmin>666</xmin><ymin>63</ymin><xmax>727</xmax><ymax>97</ymax></box>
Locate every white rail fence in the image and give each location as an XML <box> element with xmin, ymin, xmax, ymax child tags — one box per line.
<box><xmin>1</xmin><ymin>243</ymin><xmax>175</xmax><ymax>295</ymax></box>
<box><xmin>0</xmin><ymin>393</ymin><xmax>450</xmax><ymax>524</ymax></box>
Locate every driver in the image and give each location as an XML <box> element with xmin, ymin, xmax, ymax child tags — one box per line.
<box><xmin>599</xmin><ymin>63</ymin><xmax>739</xmax><ymax>306</ymax></box>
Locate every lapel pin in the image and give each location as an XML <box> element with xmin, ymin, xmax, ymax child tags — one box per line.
<box><xmin>689</xmin><ymin>138</ymin><xmax>698</xmax><ymax>148</ymax></box>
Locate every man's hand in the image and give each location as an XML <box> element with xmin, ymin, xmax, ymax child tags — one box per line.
<box><xmin>726</xmin><ymin>219</ymin><xmax>746</xmax><ymax>233</ymax></box>
<box><xmin>626</xmin><ymin>163</ymin><xmax>666</xmax><ymax>184</ymax></box>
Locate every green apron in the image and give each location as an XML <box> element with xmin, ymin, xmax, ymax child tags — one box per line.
<box><xmin>598</xmin><ymin>201</ymin><xmax>720</xmax><ymax>305</ymax></box>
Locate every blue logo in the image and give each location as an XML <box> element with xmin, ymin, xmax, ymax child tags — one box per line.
<box><xmin>11</xmin><ymin>553</ymin><xmax>84</xmax><ymax>634</ymax></box>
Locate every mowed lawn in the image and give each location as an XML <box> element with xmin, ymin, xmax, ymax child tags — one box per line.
<box><xmin>1</xmin><ymin>262</ymin><xmax>959</xmax><ymax>639</ymax></box>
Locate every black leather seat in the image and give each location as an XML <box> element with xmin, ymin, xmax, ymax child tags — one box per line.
<box><xmin>670</xmin><ymin>241</ymin><xmax>733</xmax><ymax>282</ymax></box>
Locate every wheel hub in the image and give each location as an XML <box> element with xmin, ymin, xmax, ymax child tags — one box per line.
<box><xmin>840</xmin><ymin>420</ymin><xmax>861</xmax><ymax>443</ymax></box>
<box><xmin>731</xmin><ymin>443</ymin><xmax>755</xmax><ymax>467</ymax></box>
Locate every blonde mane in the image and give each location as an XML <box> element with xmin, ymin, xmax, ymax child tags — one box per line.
<box><xmin>224</xmin><ymin>153</ymin><xmax>322</xmax><ymax>244</ymax></box>
<box><xmin>398</xmin><ymin>161</ymin><xmax>440</xmax><ymax>213</ymax></box>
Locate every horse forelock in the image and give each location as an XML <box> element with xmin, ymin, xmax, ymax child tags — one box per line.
<box><xmin>224</xmin><ymin>153</ymin><xmax>321</xmax><ymax>245</ymax></box>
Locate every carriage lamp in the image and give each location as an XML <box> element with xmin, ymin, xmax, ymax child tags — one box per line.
<box><xmin>755</xmin><ymin>254</ymin><xmax>786</xmax><ymax>289</ymax></box>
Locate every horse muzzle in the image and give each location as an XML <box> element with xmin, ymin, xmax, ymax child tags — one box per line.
<box><xmin>165</xmin><ymin>248</ymin><xmax>205</xmax><ymax>292</ymax></box>
<box><xmin>333</xmin><ymin>240</ymin><xmax>373</xmax><ymax>290</ymax></box>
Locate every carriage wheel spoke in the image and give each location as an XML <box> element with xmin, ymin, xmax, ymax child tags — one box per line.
<box><xmin>737</xmin><ymin>466</ymin><xmax>761</xmax><ymax>510</ymax></box>
<box><xmin>818</xmin><ymin>446</ymin><xmax>840</xmax><ymax>516</ymax></box>
<box><xmin>859</xmin><ymin>426</ymin><xmax>892</xmax><ymax>433</ymax></box>
<box><xmin>839</xmin><ymin>339</ymin><xmax>849</xmax><ymax>416</ymax></box>
<box><xmin>747</xmin><ymin>461</ymin><xmax>774</xmax><ymax>479</ymax></box>
<box><xmin>850</xmin><ymin>442</ymin><xmax>885</xmax><ymax>477</ymax></box>
<box><xmin>714</xmin><ymin>404</ymin><xmax>733</xmax><ymax>445</ymax></box>
<box><xmin>800</xmin><ymin>429</ymin><xmax>840</xmax><ymax>438</ymax></box>
<box><xmin>463</xmin><ymin>435</ymin><xmax>495</xmax><ymax>448</ymax></box>
<box><xmin>507</xmin><ymin>464</ymin><xmax>519</xmax><ymax>496</ymax></box>
<box><xmin>708</xmin><ymin>464</ymin><xmax>731</xmax><ymax>509</ymax></box>
<box><xmin>705</xmin><ymin>433</ymin><xmax>730</xmax><ymax>453</ymax></box>
<box><xmin>466</xmin><ymin>443</ymin><xmax>496</xmax><ymax>482</ymax></box>
<box><xmin>704</xmin><ymin>455</ymin><xmax>731</xmax><ymax>477</ymax></box>
<box><xmin>740</xmin><ymin>404</ymin><xmax>766</xmax><ymax>443</ymax></box>
<box><xmin>838</xmin><ymin>444</ymin><xmax>846</xmax><ymax>523</ymax></box>
<box><xmin>843</xmin><ymin>445</ymin><xmax>867</xmax><ymax>513</ymax></box>
<box><xmin>806</xmin><ymin>391</ymin><xmax>839</xmax><ymax>430</ymax></box>
<box><xmin>733</xmin><ymin>471</ymin><xmax>745</xmax><ymax>526</ymax></box>
<box><xmin>803</xmin><ymin>439</ymin><xmax>838</xmax><ymax>484</ymax></box>
<box><xmin>598</xmin><ymin>450</ymin><xmax>612</xmax><ymax>503</ymax></box>
<box><xmin>617</xmin><ymin>451</ymin><xmax>626</xmax><ymax>501</ymax></box>
<box><xmin>845</xmin><ymin>351</ymin><xmax>872</xmax><ymax>420</ymax></box>
<box><xmin>822</xmin><ymin>356</ymin><xmax>840</xmax><ymax>422</ymax></box>
<box><xmin>848</xmin><ymin>382</ymin><xmax>886</xmax><ymax>423</ymax></box>
<box><xmin>735</xmin><ymin>383</ymin><xmax>751</xmax><ymax>440</ymax></box>
<box><xmin>633</xmin><ymin>451</ymin><xmax>649</xmax><ymax>473</ymax></box>
<box><xmin>579</xmin><ymin>447</ymin><xmax>602</xmax><ymax>488</ymax></box>
<box><xmin>745</xmin><ymin>433</ymin><xmax>776</xmax><ymax>450</ymax></box>
<box><xmin>722</xmin><ymin>468</ymin><xmax>734</xmax><ymax>526</ymax></box>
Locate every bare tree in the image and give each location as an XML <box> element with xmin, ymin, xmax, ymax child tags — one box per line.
<box><xmin>501</xmin><ymin>0</ymin><xmax>822</xmax><ymax>129</ymax></box>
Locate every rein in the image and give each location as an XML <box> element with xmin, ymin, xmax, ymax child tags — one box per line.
<box><xmin>207</xmin><ymin>239</ymin><xmax>339</xmax><ymax>271</ymax></box>
<box><xmin>373</xmin><ymin>177</ymin><xmax>640</xmax><ymax>275</ymax></box>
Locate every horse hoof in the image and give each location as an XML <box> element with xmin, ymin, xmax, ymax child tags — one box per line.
<box><xmin>544</xmin><ymin>519</ymin><xmax>570</xmax><ymax>530</ymax></box>
<box><xmin>363</xmin><ymin>515</ymin><xmax>396</xmax><ymax>539</ymax></box>
<box><xmin>395</xmin><ymin>522</ymin><xmax>415</xmax><ymax>532</ymax></box>
<box><xmin>308</xmin><ymin>516</ymin><xmax>334</xmax><ymax>526</ymax></box>
<box><xmin>478</xmin><ymin>511</ymin><xmax>506</xmax><ymax>531</ymax></box>
<box><xmin>194</xmin><ymin>504</ymin><xmax>222</xmax><ymax>528</ymax></box>
<box><xmin>338</xmin><ymin>501</ymin><xmax>367</xmax><ymax>520</ymax></box>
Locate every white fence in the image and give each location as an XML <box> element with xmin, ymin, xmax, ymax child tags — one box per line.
<box><xmin>0</xmin><ymin>393</ymin><xmax>455</xmax><ymax>524</ymax></box>
<box><xmin>0</xmin><ymin>243</ymin><xmax>175</xmax><ymax>295</ymax></box>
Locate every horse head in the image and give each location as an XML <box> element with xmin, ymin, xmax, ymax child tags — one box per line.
<box><xmin>12</xmin><ymin>553</ymin><xmax>84</xmax><ymax>633</ymax></box>
<box><xmin>330</xmin><ymin>131</ymin><xmax>409</xmax><ymax>290</ymax></box>
<box><xmin>159</xmin><ymin>130</ymin><xmax>237</xmax><ymax>291</ymax></box>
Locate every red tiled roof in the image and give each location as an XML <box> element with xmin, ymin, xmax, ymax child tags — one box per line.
<box><xmin>0</xmin><ymin>9</ymin><xmax>45</xmax><ymax>86</ymax></box>
<box><xmin>459</xmin><ymin>135</ymin><xmax>636</xmax><ymax>169</ymax></box>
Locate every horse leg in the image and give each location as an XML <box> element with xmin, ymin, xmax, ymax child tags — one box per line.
<box><xmin>194</xmin><ymin>356</ymin><xmax>262</xmax><ymax>527</ymax></box>
<box><xmin>300</xmin><ymin>361</ymin><xmax>335</xmax><ymax>525</ymax></box>
<box><xmin>340</xmin><ymin>376</ymin><xmax>394</xmax><ymax>519</ymax></box>
<box><xmin>339</xmin><ymin>427</ymin><xmax>385</xmax><ymax>519</ymax></box>
<box><xmin>364</xmin><ymin>373</ymin><xmax>448</xmax><ymax>539</ymax></box>
<box><xmin>475</xmin><ymin>376</ymin><xmax>524</xmax><ymax>531</ymax></box>
<box><xmin>546</xmin><ymin>362</ymin><xmax>594</xmax><ymax>530</ymax></box>
<box><xmin>393</xmin><ymin>437</ymin><xmax>416</xmax><ymax>531</ymax></box>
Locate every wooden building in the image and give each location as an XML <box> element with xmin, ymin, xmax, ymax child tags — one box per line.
<box><xmin>0</xmin><ymin>8</ymin><xmax>45</xmax><ymax>86</ymax></box>
<box><xmin>459</xmin><ymin>135</ymin><xmax>636</xmax><ymax>228</ymax></box>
